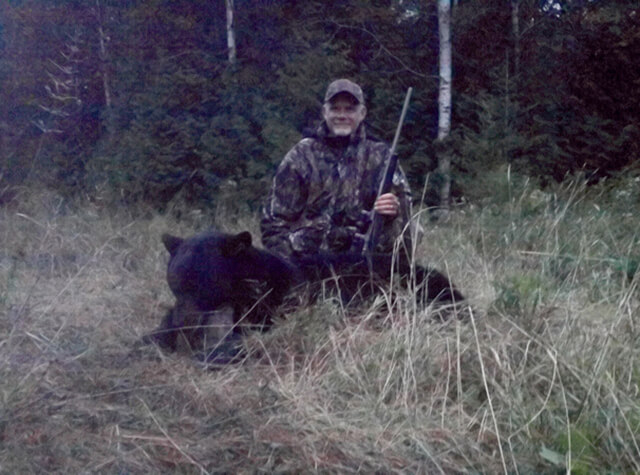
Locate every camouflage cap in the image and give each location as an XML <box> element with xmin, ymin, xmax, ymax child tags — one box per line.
<box><xmin>324</xmin><ymin>79</ymin><xmax>364</xmax><ymax>104</ymax></box>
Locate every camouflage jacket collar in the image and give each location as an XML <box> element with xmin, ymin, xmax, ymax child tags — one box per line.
<box><xmin>308</xmin><ymin>122</ymin><xmax>369</xmax><ymax>164</ymax></box>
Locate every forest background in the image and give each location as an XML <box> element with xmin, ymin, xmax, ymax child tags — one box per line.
<box><xmin>1</xmin><ymin>0</ymin><xmax>640</xmax><ymax>473</ymax></box>
<box><xmin>1</xmin><ymin>0</ymin><xmax>638</xmax><ymax>211</ymax></box>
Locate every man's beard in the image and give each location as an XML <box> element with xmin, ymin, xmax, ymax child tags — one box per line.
<box><xmin>329</xmin><ymin>124</ymin><xmax>353</xmax><ymax>136</ymax></box>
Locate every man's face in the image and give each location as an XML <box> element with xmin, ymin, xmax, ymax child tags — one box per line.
<box><xmin>322</xmin><ymin>93</ymin><xmax>367</xmax><ymax>137</ymax></box>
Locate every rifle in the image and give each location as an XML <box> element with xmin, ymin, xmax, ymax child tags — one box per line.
<box><xmin>362</xmin><ymin>87</ymin><xmax>413</xmax><ymax>255</ymax></box>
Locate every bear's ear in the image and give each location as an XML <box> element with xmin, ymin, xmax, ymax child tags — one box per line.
<box><xmin>162</xmin><ymin>234</ymin><xmax>183</xmax><ymax>256</ymax></box>
<box><xmin>221</xmin><ymin>231</ymin><xmax>252</xmax><ymax>257</ymax></box>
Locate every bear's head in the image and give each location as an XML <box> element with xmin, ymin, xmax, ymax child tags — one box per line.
<box><xmin>161</xmin><ymin>230</ymin><xmax>297</xmax><ymax>319</ymax></box>
<box><xmin>162</xmin><ymin>230</ymin><xmax>258</xmax><ymax>309</ymax></box>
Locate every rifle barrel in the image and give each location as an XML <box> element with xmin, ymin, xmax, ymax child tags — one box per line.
<box><xmin>375</xmin><ymin>87</ymin><xmax>413</xmax><ymax>199</ymax></box>
<box><xmin>363</xmin><ymin>87</ymin><xmax>413</xmax><ymax>255</ymax></box>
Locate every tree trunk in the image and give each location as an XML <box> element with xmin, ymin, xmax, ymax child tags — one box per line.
<box><xmin>225</xmin><ymin>0</ymin><xmax>236</xmax><ymax>65</ymax></box>
<box><xmin>95</xmin><ymin>0</ymin><xmax>114</xmax><ymax>138</ymax></box>
<box><xmin>436</xmin><ymin>0</ymin><xmax>452</xmax><ymax>218</ymax></box>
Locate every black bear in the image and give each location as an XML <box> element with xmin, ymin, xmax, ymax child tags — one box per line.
<box><xmin>143</xmin><ymin>229</ymin><xmax>464</xmax><ymax>364</ymax></box>
<box><xmin>143</xmin><ymin>230</ymin><xmax>298</xmax><ymax>362</ymax></box>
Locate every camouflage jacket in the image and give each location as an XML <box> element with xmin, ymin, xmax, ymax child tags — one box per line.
<box><xmin>261</xmin><ymin>122</ymin><xmax>414</xmax><ymax>259</ymax></box>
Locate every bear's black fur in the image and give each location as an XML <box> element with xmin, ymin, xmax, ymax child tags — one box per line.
<box><xmin>143</xmin><ymin>230</ymin><xmax>298</xmax><ymax>362</ymax></box>
<box><xmin>143</xmin><ymin>229</ymin><xmax>464</xmax><ymax>363</ymax></box>
<box><xmin>294</xmin><ymin>252</ymin><xmax>464</xmax><ymax>305</ymax></box>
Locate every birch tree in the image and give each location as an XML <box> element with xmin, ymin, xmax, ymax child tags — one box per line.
<box><xmin>94</xmin><ymin>0</ymin><xmax>115</xmax><ymax>138</ymax></box>
<box><xmin>225</xmin><ymin>0</ymin><xmax>236</xmax><ymax>64</ymax></box>
<box><xmin>436</xmin><ymin>0</ymin><xmax>452</xmax><ymax>217</ymax></box>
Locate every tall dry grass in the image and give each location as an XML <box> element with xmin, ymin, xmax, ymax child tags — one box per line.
<box><xmin>0</xmin><ymin>176</ymin><xmax>638</xmax><ymax>473</ymax></box>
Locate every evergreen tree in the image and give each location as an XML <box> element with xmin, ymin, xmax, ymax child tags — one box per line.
<box><xmin>1</xmin><ymin>0</ymin><xmax>637</xmax><ymax>207</ymax></box>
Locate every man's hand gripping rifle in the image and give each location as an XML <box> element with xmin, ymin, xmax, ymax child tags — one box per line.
<box><xmin>362</xmin><ymin>87</ymin><xmax>413</xmax><ymax>256</ymax></box>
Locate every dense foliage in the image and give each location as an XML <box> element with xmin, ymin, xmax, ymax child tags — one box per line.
<box><xmin>0</xmin><ymin>0</ymin><xmax>638</xmax><ymax>208</ymax></box>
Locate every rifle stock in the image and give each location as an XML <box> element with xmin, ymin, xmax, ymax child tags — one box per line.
<box><xmin>362</xmin><ymin>87</ymin><xmax>413</xmax><ymax>255</ymax></box>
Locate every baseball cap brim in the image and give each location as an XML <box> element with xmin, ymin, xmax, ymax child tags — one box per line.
<box><xmin>324</xmin><ymin>79</ymin><xmax>364</xmax><ymax>104</ymax></box>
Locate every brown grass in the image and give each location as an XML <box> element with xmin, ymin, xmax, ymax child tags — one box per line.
<box><xmin>1</xmin><ymin>180</ymin><xmax>639</xmax><ymax>473</ymax></box>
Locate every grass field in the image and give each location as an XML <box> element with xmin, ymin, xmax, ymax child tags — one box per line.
<box><xmin>1</xmin><ymin>175</ymin><xmax>638</xmax><ymax>473</ymax></box>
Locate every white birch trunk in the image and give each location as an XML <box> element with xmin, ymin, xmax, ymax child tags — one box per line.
<box><xmin>95</xmin><ymin>0</ymin><xmax>115</xmax><ymax>138</ymax></box>
<box><xmin>225</xmin><ymin>0</ymin><xmax>237</xmax><ymax>65</ymax></box>
<box><xmin>437</xmin><ymin>0</ymin><xmax>452</xmax><ymax>141</ymax></box>
<box><xmin>436</xmin><ymin>0</ymin><xmax>452</xmax><ymax>215</ymax></box>
<box><xmin>98</xmin><ymin>24</ymin><xmax>111</xmax><ymax>109</ymax></box>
